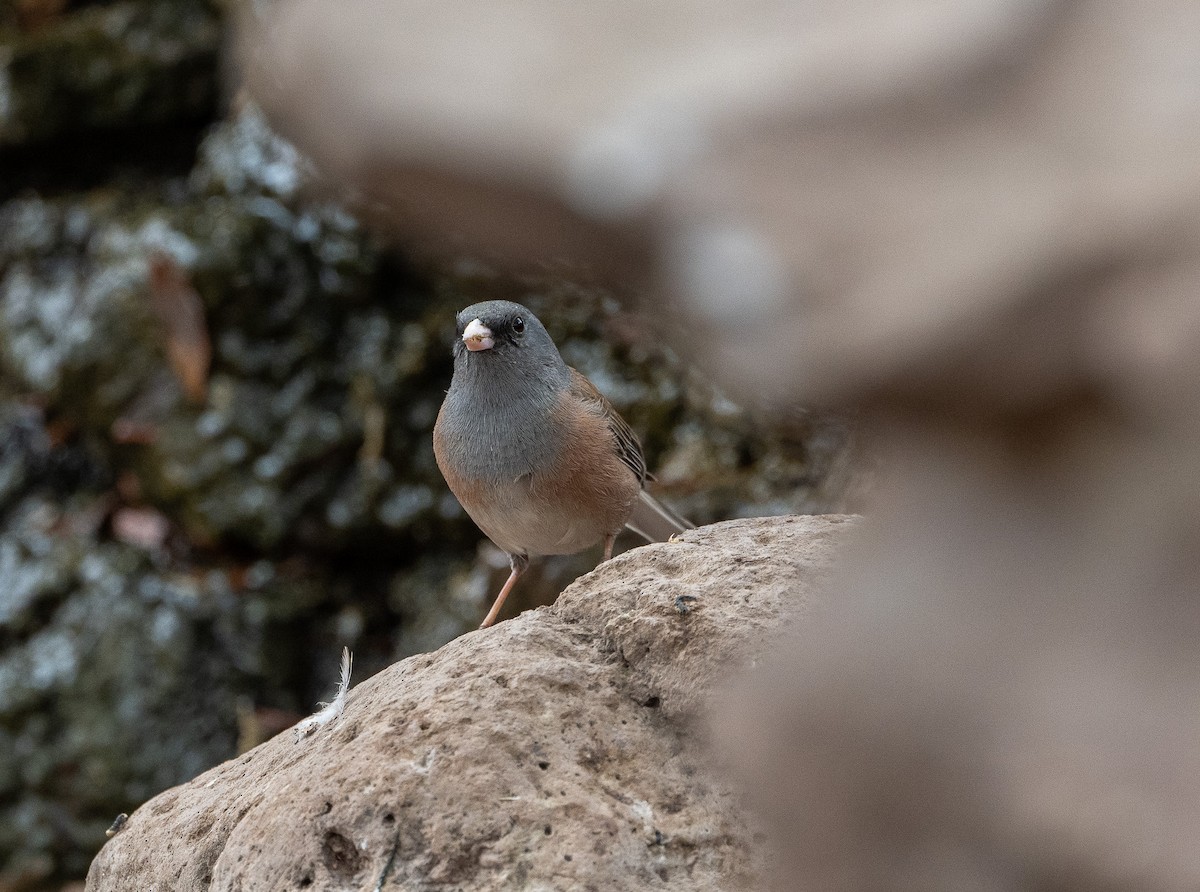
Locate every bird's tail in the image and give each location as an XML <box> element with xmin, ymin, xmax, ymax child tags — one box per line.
<box><xmin>626</xmin><ymin>490</ymin><xmax>693</xmax><ymax>543</ymax></box>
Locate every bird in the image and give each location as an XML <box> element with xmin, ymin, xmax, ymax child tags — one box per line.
<box><xmin>433</xmin><ymin>300</ymin><xmax>692</xmax><ymax>628</ymax></box>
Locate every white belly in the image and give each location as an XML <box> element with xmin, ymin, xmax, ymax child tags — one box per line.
<box><xmin>462</xmin><ymin>474</ymin><xmax>613</xmax><ymax>557</ymax></box>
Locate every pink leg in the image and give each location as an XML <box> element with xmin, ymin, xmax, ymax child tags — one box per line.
<box><xmin>479</xmin><ymin>554</ymin><xmax>528</xmax><ymax>629</ymax></box>
<box><xmin>602</xmin><ymin>534</ymin><xmax>615</xmax><ymax>562</ymax></box>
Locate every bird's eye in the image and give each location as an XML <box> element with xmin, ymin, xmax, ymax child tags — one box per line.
<box><xmin>512</xmin><ymin>317</ymin><xmax>525</xmax><ymax>334</ymax></box>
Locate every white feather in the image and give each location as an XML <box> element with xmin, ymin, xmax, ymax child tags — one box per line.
<box><xmin>294</xmin><ymin>647</ymin><xmax>353</xmax><ymax>741</ymax></box>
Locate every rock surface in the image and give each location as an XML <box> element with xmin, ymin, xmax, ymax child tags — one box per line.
<box><xmin>85</xmin><ymin>515</ymin><xmax>857</xmax><ymax>891</ymax></box>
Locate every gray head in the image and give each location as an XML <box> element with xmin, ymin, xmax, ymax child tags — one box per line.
<box><xmin>441</xmin><ymin>300</ymin><xmax>572</xmax><ymax>478</ymax></box>
<box><xmin>451</xmin><ymin>300</ymin><xmax>569</xmax><ymax>384</ymax></box>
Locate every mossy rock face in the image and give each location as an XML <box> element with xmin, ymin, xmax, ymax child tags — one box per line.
<box><xmin>0</xmin><ymin>9</ymin><xmax>856</xmax><ymax>886</ymax></box>
<box><xmin>0</xmin><ymin>408</ymin><xmax>261</xmax><ymax>886</ymax></box>
<box><xmin>0</xmin><ymin>0</ymin><xmax>221</xmax><ymax>147</ymax></box>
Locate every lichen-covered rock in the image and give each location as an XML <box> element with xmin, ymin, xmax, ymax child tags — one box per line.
<box><xmin>0</xmin><ymin>410</ymin><xmax>267</xmax><ymax>888</ymax></box>
<box><xmin>85</xmin><ymin>515</ymin><xmax>857</xmax><ymax>892</ymax></box>
<box><xmin>0</xmin><ymin>0</ymin><xmax>221</xmax><ymax>147</ymax></box>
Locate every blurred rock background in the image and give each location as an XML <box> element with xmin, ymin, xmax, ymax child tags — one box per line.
<box><xmin>0</xmin><ymin>1</ymin><xmax>861</xmax><ymax>888</ymax></box>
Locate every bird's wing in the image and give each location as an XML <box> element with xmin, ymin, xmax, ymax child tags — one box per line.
<box><xmin>567</xmin><ymin>367</ymin><xmax>651</xmax><ymax>486</ymax></box>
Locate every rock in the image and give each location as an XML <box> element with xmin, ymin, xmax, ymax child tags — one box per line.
<box><xmin>0</xmin><ymin>410</ymin><xmax>297</xmax><ymax>888</ymax></box>
<box><xmin>0</xmin><ymin>0</ymin><xmax>221</xmax><ymax>148</ymax></box>
<box><xmin>561</xmin><ymin>514</ymin><xmax>850</xmax><ymax>722</ymax></box>
<box><xmin>721</xmin><ymin>459</ymin><xmax>1200</xmax><ymax>891</ymax></box>
<box><xmin>0</xmin><ymin>406</ymin><xmax>297</xmax><ymax>888</ymax></box>
<box><xmin>722</xmin><ymin>399</ymin><xmax>1200</xmax><ymax>892</ymax></box>
<box><xmin>242</xmin><ymin>0</ymin><xmax>1200</xmax><ymax>412</ymax></box>
<box><xmin>85</xmin><ymin>515</ymin><xmax>857</xmax><ymax>891</ymax></box>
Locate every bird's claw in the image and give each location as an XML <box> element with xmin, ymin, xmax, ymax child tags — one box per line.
<box><xmin>674</xmin><ymin>595</ymin><xmax>698</xmax><ymax>615</ymax></box>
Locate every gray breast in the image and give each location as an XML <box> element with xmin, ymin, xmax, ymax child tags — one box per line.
<box><xmin>438</xmin><ymin>359</ymin><xmax>567</xmax><ymax>483</ymax></box>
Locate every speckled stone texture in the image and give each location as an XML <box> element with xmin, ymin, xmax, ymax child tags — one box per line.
<box><xmin>85</xmin><ymin>515</ymin><xmax>857</xmax><ymax>891</ymax></box>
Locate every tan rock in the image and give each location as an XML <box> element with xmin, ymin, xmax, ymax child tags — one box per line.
<box><xmin>86</xmin><ymin>515</ymin><xmax>858</xmax><ymax>891</ymax></box>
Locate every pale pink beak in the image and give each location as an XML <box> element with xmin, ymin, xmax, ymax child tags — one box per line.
<box><xmin>462</xmin><ymin>318</ymin><xmax>495</xmax><ymax>352</ymax></box>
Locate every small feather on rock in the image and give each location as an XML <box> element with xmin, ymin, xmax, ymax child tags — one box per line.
<box><xmin>294</xmin><ymin>647</ymin><xmax>353</xmax><ymax>741</ymax></box>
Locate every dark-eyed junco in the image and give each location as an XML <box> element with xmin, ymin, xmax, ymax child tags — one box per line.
<box><xmin>434</xmin><ymin>300</ymin><xmax>692</xmax><ymax>628</ymax></box>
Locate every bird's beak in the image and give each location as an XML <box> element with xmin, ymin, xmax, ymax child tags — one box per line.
<box><xmin>462</xmin><ymin>318</ymin><xmax>495</xmax><ymax>352</ymax></box>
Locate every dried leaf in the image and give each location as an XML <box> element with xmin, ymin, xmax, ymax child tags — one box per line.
<box><xmin>147</xmin><ymin>254</ymin><xmax>211</xmax><ymax>405</ymax></box>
